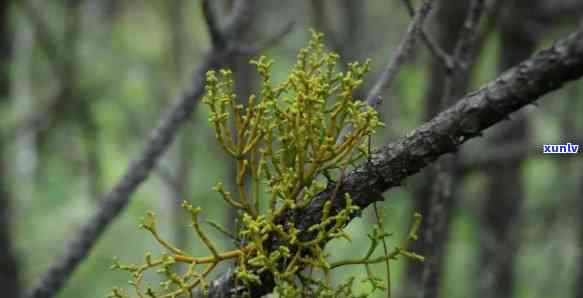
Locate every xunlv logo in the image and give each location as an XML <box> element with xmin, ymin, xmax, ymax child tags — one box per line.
<box><xmin>542</xmin><ymin>143</ymin><xmax>580</xmax><ymax>154</ymax></box>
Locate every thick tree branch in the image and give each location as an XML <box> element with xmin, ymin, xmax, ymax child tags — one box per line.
<box><xmin>343</xmin><ymin>29</ymin><xmax>583</xmax><ymax>212</ymax></box>
<box><xmin>25</xmin><ymin>1</ymin><xmax>256</xmax><ymax>298</ymax></box>
<box><xmin>193</xmin><ymin>29</ymin><xmax>583</xmax><ymax>298</ymax></box>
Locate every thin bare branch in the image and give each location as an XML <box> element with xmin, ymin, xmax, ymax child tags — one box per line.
<box><xmin>451</xmin><ymin>0</ymin><xmax>487</xmax><ymax>73</ymax></box>
<box><xmin>401</xmin><ymin>0</ymin><xmax>455</xmax><ymax>72</ymax></box>
<box><xmin>336</xmin><ymin>0</ymin><xmax>436</xmax><ymax>144</ymax></box>
<box><xmin>439</xmin><ymin>0</ymin><xmax>487</xmax><ymax>109</ymax></box>
<box><xmin>234</xmin><ymin>21</ymin><xmax>295</xmax><ymax>55</ymax></box>
<box><xmin>365</xmin><ymin>0</ymin><xmax>436</xmax><ymax>111</ymax></box>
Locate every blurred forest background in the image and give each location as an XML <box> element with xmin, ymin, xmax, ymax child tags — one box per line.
<box><xmin>0</xmin><ymin>1</ymin><xmax>582</xmax><ymax>298</ymax></box>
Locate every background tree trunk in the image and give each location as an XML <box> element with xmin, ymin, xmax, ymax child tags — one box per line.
<box><xmin>477</xmin><ymin>1</ymin><xmax>537</xmax><ymax>297</ymax></box>
<box><xmin>403</xmin><ymin>1</ymin><xmax>471</xmax><ymax>297</ymax></box>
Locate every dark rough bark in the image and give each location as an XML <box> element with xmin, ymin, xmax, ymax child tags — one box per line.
<box><xmin>191</xmin><ymin>29</ymin><xmax>583</xmax><ymax>298</ymax></box>
<box><xmin>477</xmin><ymin>1</ymin><xmax>537</xmax><ymax>297</ymax></box>
<box><xmin>0</xmin><ymin>1</ymin><xmax>20</xmax><ymax>297</ymax></box>
<box><xmin>403</xmin><ymin>1</ymin><xmax>471</xmax><ymax>297</ymax></box>
<box><xmin>25</xmin><ymin>1</ymin><xmax>257</xmax><ymax>297</ymax></box>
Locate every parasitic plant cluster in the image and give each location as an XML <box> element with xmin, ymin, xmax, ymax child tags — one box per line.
<box><xmin>109</xmin><ymin>31</ymin><xmax>423</xmax><ymax>298</ymax></box>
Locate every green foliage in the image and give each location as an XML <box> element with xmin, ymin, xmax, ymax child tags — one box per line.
<box><xmin>110</xmin><ymin>31</ymin><xmax>422</xmax><ymax>298</ymax></box>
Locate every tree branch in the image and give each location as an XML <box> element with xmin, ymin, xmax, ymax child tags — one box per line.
<box><xmin>201</xmin><ymin>0</ymin><xmax>224</xmax><ymax>49</ymax></box>
<box><xmin>401</xmin><ymin>0</ymin><xmax>455</xmax><ymax>72</ymax></box>
<box><xmin>191</xmin><ymin>28</ymin><xmax>583</xmax><ymax>298</ymax></box>
<box><xmin>338</xmin><ymin>0</ymin><xmax>436</xmax><ymax>143</ymax></box>
<box><xmin>365</xmin><ymin>0</ymin><xmax>436</xmax><ymax>110</ymax></box>
<box><xmin>234</xmin><ymin>20</ymin><xmax>295</xmax><ymax>55</ymax></box>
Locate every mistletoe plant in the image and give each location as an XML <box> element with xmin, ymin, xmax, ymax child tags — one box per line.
<box><xmin>109</xmin><ymin>31</ymin><xmax>423</xmax><ymax>298</ymax></box>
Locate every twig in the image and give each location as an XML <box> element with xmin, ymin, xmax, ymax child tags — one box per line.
<box><xmin>401</xmin><ymin>0</ymin><xmax>455</xmax><ymax>72</ymax></box>
<box><xmin>440</xmin><ymin>0</ymin><xmax>486</xmax><ymax>109</ymax></box>
<box><xmin>235</xmin><ymin>21</ymin><xmax>295</xmax><ymax>55</ymax></box>
<box><xmin>451</xmin><ymin>0</ymin><xmax>487</xmax><ymax>73</ymax></box>
<box><xmin>368</xmin><ymin>135</ymin><xmax>391</xmax><ymax>298</ymax></box>
<box><xmin>337</xmin><ymin>0</ymin><xmax>436</xmax><ymax>143</ymax></box>
<box><xmin>365</xmin><ymin>0</ymin><xmax>436</xmax><ymax>110</ymax></box>
<box><xmin>373</xmin><ymin>202</ymin><xmax>391</xmax><ymax>298</ymax></box>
